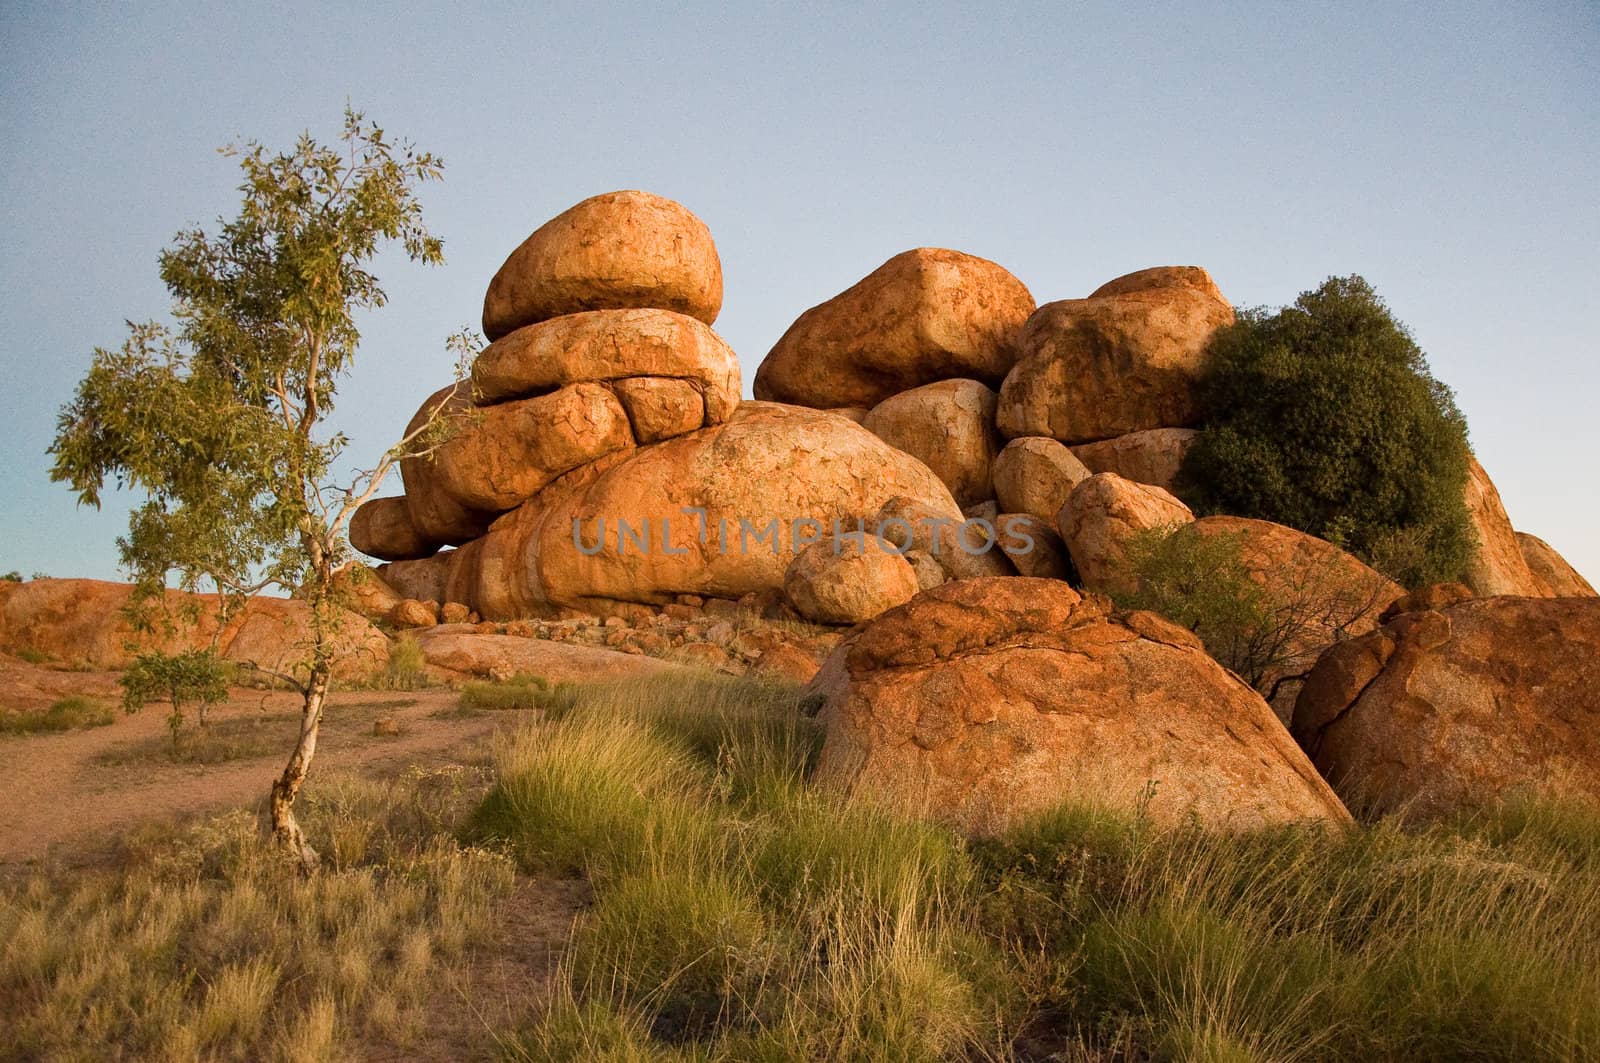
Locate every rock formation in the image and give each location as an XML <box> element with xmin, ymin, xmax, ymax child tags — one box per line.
<box><xmin>992</xmin><ymin>436</ymin><xmax>1091</xmax><ymax>525</ymax></box>
<box><xmin>1070</xmin><ymin>427</ymin><xmax>1198</xmax><ymax>495</ymax></box>
<box><xmin>1461</xmin><ymin>455</ymin><xmax>1549</xmax><ymax>598</ymax></box>
<box><xmin>1516</xmin><ymin>532</ymin><xmax>1596</xmax><ymax>597</ymax></box>
<box><xmin>860</xmin><ymin>378</ymin><xmax>1004</xmax><ymax>508</ymax></box>
<box><xmin>1057</xmin><ymin>472</ymin><xmax>1194</xmax><ymax>593</ymax></box>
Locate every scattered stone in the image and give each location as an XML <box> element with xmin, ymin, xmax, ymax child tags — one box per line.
<box><xmin>373</xmin><ymin>717</ymin><xmax>401</xmax><ymax>737</ymax></box>
<box><xmin>440</xmin><ymin>602</ymin><xmax>471</xmax><ymax>625</ymax></box>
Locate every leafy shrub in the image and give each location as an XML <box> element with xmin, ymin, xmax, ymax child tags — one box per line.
<box><xmin>0</xmin><ymin>696</ymin><xmax>116</xmax><ymax>735</ymax></box>
<box><xmin>1180</xmin><ymin>275</ymin><xmax>1475</xmax><ymax>587</ymax></box>
<box><xmin>120</xmin><ymin>649</ymin><xmax>230</xmax><ymax>745</ymax></box>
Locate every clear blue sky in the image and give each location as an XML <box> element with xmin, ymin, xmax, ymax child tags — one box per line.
<box><xmin>3</xmin><ymin>2</ymin><xmax>1596</xmax><ymax>584</ymax></box>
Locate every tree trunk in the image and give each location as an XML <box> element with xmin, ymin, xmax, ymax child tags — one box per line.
<box><xmin>268</xmin><ymin>662</ymin><xmax>329</xmax><ymax>873</ymax></box>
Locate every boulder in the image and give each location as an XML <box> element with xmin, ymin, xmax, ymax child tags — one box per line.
<box><xmin>470</xmin><ymin>308</ymin><xmax>740</xmax><ymax>424</ymax></box>
<box><xmin>612</xmin><ymin>377</ymin><xmax>709</xmax><ymax>443</ymax></box>
<box><xmin>750</xmin><ymin>643</ymin><xmax>821</xmax><ymax>684</ymax></box>
<box><xmin>753</xmin><ymin>248</ymin><xmax>1036</xmax><ymax>409</ymax></box>
<box><xmin>468</xmin><ymin>403</ymin><xmax>963</xmax><ymax>619</ymax></box>
<box><xmin>376</xmin><ymin>553</ymin><xmax>452</xmax><ymax>605</ymax></box>
<box><xmin>903</xmin><ymin>549</ymin><xmax>947</xmax><ymax>592</ymax></box>
<box><xmin>412</xmin><ymin>627</ymin><xmax>679</xmax><ymax>682</ymax></box>
<box><xmin>1070</xmin><ymin>427</ymin><xmax>1198</xmax><ymax>494</ymax></box>
<box><xmin>349</xmin><ymin>496</ymin><xmax>436</xmax><ymax>562</ymax></box>
<box><xmin>1380</xmin><ymin>582</ymin><xmax>1474</xmax><ymax>623</ymax></box>
<box><xmin>432</xmin><ymin>382</ymin><xmax>634</xmax><ymax>513</ymax></box>
<box><xmin>389</xmin><ymin>599</ymin><xmax>439</xmax><ymax>629</ymax></box>
<box><xmin>784</xmin><ymin>539</ymin><xmax>920</xmax><ymax>626</ymax></box>
<box><xmin>1057</xmin><ymin>473</ymin><xmax>1193</xmax><ymax>593</ymax></box>
<box><xmin>481</xmin><ymin>190</ymin><xmax>722</xmax><ymax>340</ymax></box>
<box><xmin>330</xmin><ymin>563</ymin><xmax>404</xmax><ymax>623</ymax></box>
<box><xmin>861</xmin><ymin>379</ymin><xmax>1003</xmax><ymax>508</ymax></box>
<box><xmin>810</xmin><ymin>579</ymin><xmax>1350</xmax><ymax>831</ymax></box>
<box><xmin>1292</xmin><ymin>597</ymin><xmax>1600</xmax><ymax>819</ymax></box>
<box><xmin>873</xmin><ymin>496</ymin><xmax>1016</xmax><ymax>582</ymax></box>
<box><xmin>828</xmin><ymin>407</ymin><xmax>870</xmax><ymax>424</ymax></box>
<box><xmin>0</xmin><ymin>579</ymin><xmax>390</xmax><ymax>675</ymax></box>
<box><xmin>1462</xmin><ymin>455</ymin><xmax>1548</xmax><ymax>597</ymax></box>
<box><xmin>399</xmin><ymin>383</ymin><xmax>495</xmax><ymax>547</ymax></box>
<box><xmin>992</xmin><ymin>436</ymin><xmax>1091</xmax><ymax>524</ymax></box>
<box><xmin>997</xmin><ymin>266</ymin><xmax>1233</xmax><ymax>443</ymax></box>
<box><xmin>996</xmin><ymin>514</ymin><xmax>1073</xmax><ymax>581</ymax></box>
<box><xmin>1516</xmin><ymin>532</ymin><xmax>1596</xmax><ymax>597</ymax></box>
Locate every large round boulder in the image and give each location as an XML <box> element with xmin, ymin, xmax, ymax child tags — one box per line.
<box><xmin>1070</xmin><ymin>427</ymin><xmax>1198</xmax><ymax>494</ymax></box>
<box><xmin>349</xmin><ymin>496</ymin><xmax>436</xmax><ymax>562</ymax></box>
<box><xmin>992</xmin><ymin>436</ymin><xmax>1091</xmax><ymax>524</ymax></box>
<box><xmin>1057</xmin><ymin>472</ymin><xmax>1194</xmax><ymax>593</ymax></box>
<box><xmin>783</xmin><ymin>539</ymin><xmax>919</xmax><ymax>625</ymax></box>
<box><xmin>810</xmin><ymin>579</ymin><xmax>1351</xmax><ymax>831</ymax></box>
<box><xmin>861</xmin><ymin>379</ymin><xmax>1002</xmax><ymax>508</ymax></box>
<box><xmin>481</xmin><ymin>190</ymin><xmax>722</xmax><ymax>340</ymax></box>
<box><xmin>752</xmin><ymin>248</ymin><xmax>1036</xmax><ymax>410</ymax></box>
<box><xmin>1462</xmin><ymin>455</ymin><xmax>1548</xmax><ymax>598</ymax></box>
<box><xmin>997</xmin><ymin>266</ymin><xmax>1233</xmax><ymax>444</ymax></box>
<box><xmin>1292</xmin><ymin>596</ymin><xmax>1600</xmax><ymax>819</ymax></box>
<box><xmin>467</xmin><ymin>403</ymin><xmax>964</xmax><ymax>619</ymax></box>
<box><xmin>1516</xmin><ymin>532</ymin><xmax>1596</xmax><ymax>597</ymax></box>
<box><xmin>399</xmin><ymin>383</ymin><xmax>496</xmax><ymax>547</ymax></box>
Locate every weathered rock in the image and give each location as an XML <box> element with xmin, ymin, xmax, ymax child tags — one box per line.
<box><xmin>1089</xmin><ymin>265</ymin><xmax>1227</xmax><ymax>302</ymax></box>
<box><xmin>481</xmin><ymin>190</ymin><xmax>722</xmax><ymax>340</ymax></box>
<box><xmin>750</xmin><ymin>643</ymin><xmax>821</xmax><ymax>684</ymax></box>
<box><xmin>903</xmin><ymin>549</ymin><xmax>947</xmax><ymax>592</ymax></box>
<box><xmin>828</xmin><ymin>407</ymin><xmax>870</xmax><ymax>424</ymax></box>
<box><xmin>1516</xmin><ymin>532</ymin><xmax>1596</xmax><ymax>597</ymax></box>
<box><xmin>1462</xmin><ymin>455</ymin><xmax>1548</xmax><ymax>598</ymax></box>
<box><xmin>753</xmin><ymin>248</ymin><xmax>1036</xmax><ymax>409</ymax></box>
<box><xmin>471</xmin><ymin>308</ymin><xmax>740</xmax><ymax>427</ymax></box>
<box><xmin>330</xmin><ymin>563</ymin><xmax>404</xmax><ymax>623</ymax></box>
<box><xmin>784</xmin><ymin>539</ymin><xmax>920</xmax><ymax>626</ymax></box>
<box><xmin>997</xmin><ymin>267</ymin><xmax>1233</xmax><ymax>443</ymax></box>
<box><xmin>413</xmin><ymin>627</ymin><xmax>680</xmax><ymax>682</ymax></box>
<box><xmin>1070</xmin><ymin>428</ymin><xmax>1198</xmax><ymax>494</ymax></box>
<box><xmin>442</xmin><ymin>539</ymin><xmax>485</xmax><ymax>607</ymax></box>
<box><xmin>811</xmin><ymin>579</ymin><xmax>1350</xmax><ymax>831</ymax></box>
<box><xmin>469</xmin><ymin>403</ymin><xmax>963</xmax><ymax>619</ymax></box>
<box><xmin>440</xmin><ymin>602</ymin><xmax>471</xmax><ymax>626</ymax></box>
<box><xmin>673</xmin><ymin>642</ymin><xmax>738</xmax><ymax>672</ymax></box>
<box><xmin>433</xmin><ymin>382</ymin><xmax>634</xmax><ymax>513</ymax></box>
<box><xmin>389</xmin><ymin>599</ymin><xmax>439</xmax><ymax>629</ymax></box>
<box><xmin>400</xmin><ymin>383</ymin><xmax>495</xmax><ymax>546</ymax></box>
<box><xmin>862</xmin><ymin>379</ymin><xmax>1002</xmax><ymax>507</ymax></box>
<box><xmin>349</xmin><ymin>497</ymin><xmax>436</xmax><ymax>562</ymax></box>
<box><xmin>0</xmin><ymin>651</ymin><xmax>122</xmax><ymax>713</ymax></box>
<box><xmin>992</xmin><ymin>436</ymin><xmax>1091</xmax><ymax>524</ymax></box>
<box><xmin>1057</xmin><ymin>473</ymin><xmax>1194</xmax><ymax>593</ymax></box>
<box><xmin>1379</xmin><ymin>582</ymin><xmax>1474</xmax><ymax>623</ymax></box>
<box><xmin>377</xmin><ymin>553</ymin><xmax>452</xmax><ymax>606</ymax></box>
<box><xmin>996</xmin><ymin>514</ymin><xmax>1073</xmax><ymax>581</ymax></box>
<box><xmin>0</xmin><ymin>579</ymin><xmax>390</xmax><ymax>675</ymax></box>
<box><xmin>1292</xmin><ymin>597</ymin><xmax>1600</xmax><ymax>819</ymax></box>
<box><xmin>612</xmin><ymin>377</ymin><xmax>706</xmax><ymax>443</ymax></box>
<box><xmin>873</xmin><ymin>496</ymin><xmax>1016</xmax><ymax>582</ymax></box>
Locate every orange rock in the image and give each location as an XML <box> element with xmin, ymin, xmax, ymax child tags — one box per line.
<box><xmin>995</xmin><ymin>514</ymin><xmax>1073</xmax><ymax>581</ymax></box>
<box><xmin>1057</xmin><ymin>472</ymin><xmax>1193</xmax><ymax>593</ymax></box>
<box><xmin>1070</xmin><ymin>428</ymin><xmax>1198</xmax><ymax>494</ymax></box>
<box><xmin>1462</xmin><ymin>455</ymin><xmax>1548</xmax><ymax>597</ymax></box>
<box><xmin>811</xmin><ymin>578</ymin><xmax>1350</xmax><ymax>831</ymax></box>
<box><xmin>751</xmin><ymin>643</ymin><xmax>821</xmax><ymax>684</ymax></box>
<box><xmin>349</xmin><ymin>496</ymin><xmax>436</xmax><ymax>562</ymax></box>
<box><xmin>482</xmin><ymin>190</ymin><xmax>722</xmax><ymax>339</ymax></box>
<box><xmin>1515</xmin><ymin>532</ymin><xmax>1596</xmax><ymax>597</ymax></box>
<box><xmin>377</xmin><ymin>553</ymin><xmax>452</xmax><ymax>605</ymax></box>
<box><xmin>993</xmin><ymin>436</ymin><xmax>1091</xmax><ymax>524</ymax></box>
<box><xmin>753</xmin><ymin>248</ymin><xmax>1035</xmax><ymax>409</ymax></box>
<box><xmin>389</xmin><ymin>599</ymin><xmax>439</xmax><ymax>629</ymax></box>
<box><xmin>862</xmin><ymin>379</ymin><xmax>1003</xmax><ymax>508</ymax></box>
<box><xmin>783</xmin><ymin>539</ymin><xmax>919</xmax><ymax>626</ymax></box>
<box><xmin>399</xmin><ymin>383</ymin><xmax>495</xmax><ymax>546</ymax></box>
<box><xmin>413</xmin><ymin>628</ymin><xmax>679</xmax><ymax>682</ymax></box>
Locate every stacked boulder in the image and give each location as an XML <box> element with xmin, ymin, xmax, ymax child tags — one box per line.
<box><xmin>351</xmin><ymin>192</ymin><xmax>964</xmax><ymax>623</ymax></box>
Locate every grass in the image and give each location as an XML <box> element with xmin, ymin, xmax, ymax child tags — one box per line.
<box><xmin>458</xmin><ymin>673</ymin><xmax>580</xmax><ymax>714</ymax></box>
<box><xmin>0</xmin><ymin>696</ymin><xmax>115</xmax><ymax>735</ymax></box>
<box><xmin>0</xmin><ymin>766</ymin><xmax>516</xmax><ymax>1061</ymax></box>
<box><xmin>96</xmin><ymin>712</ymin><xmax>295</xmax><ymax>765</ymax></box>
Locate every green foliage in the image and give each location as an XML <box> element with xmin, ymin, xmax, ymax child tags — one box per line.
<box><xmin>457</xmin><ymin>672</ymin><xmax>579</xmax><ymax>712</ymax></box>
<box><xmin>0</xmin><ymin>697</ymin><xmax>115</xmax><ymax>735</ymax></box>
<box><xmin>1181</xmin><ymin>275</ymin><xmax>1475</xmax><ymax>587</ymax></box>
<box><xmin>370</xmin><ymin>633</ymin><xmax>429</xmax><ymax>691</ymax></box>
<box><xmin>121</xmin><ymin>649</ymin><xmax>230</xmax><ymax>719</ymax></box>
<box><xmin>0</xmin><ymin>571</ymin><xmax>21</xmax><ymax>582</ymax></box>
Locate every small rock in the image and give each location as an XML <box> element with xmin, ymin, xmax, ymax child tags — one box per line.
<box><xmin>373</xmin><ymin>717</ymin><xmax>401</xmax><ymax>737</ymax></box>
<box><xmin>706</xmin><ymin>621</ymin><xmax>736</xmax><ymax>647</ymax></box>
<box><xmin>440</xmin><ymin>602</ymin><xmax>471</xmax><ymax>625</ymax></box>
<box><xmin>389</xmin><ymin>598</ymin><xmax>439</xmax><ymax>629</ymax></box>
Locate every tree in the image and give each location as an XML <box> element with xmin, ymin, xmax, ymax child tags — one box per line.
<box><xmin>121</xmin><ymin>648</ymin><xmax>230</xmax><ymax>747</ymax></box>
<box><xmin>50</xmin><ymin>109</ymin><xmax>463</xmax><ymax>871</ymax></box>
<box><xmin>1178</xmin><ymin>276</ymin><xmax>1475</xmax><ymax>587</ymax></box>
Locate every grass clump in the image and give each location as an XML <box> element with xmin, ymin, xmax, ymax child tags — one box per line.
<box><xmin>0</xmin><ymin>696</ymin><xmax>116</xmax><ymax>735</ymax></box>
<box><xmin>458</xmin><ymin>672</ymin><xmax>579</xmax><ymax>713</ymax></box>
<box><xmin>367</xmin><ymin>633</ymin><xmax>431</xmax><ymax>691</ymax></box>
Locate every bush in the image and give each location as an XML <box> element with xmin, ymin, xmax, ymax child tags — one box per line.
<box><xmin>1180</xmin><ymin>276</ymin><xmax>1475</xmax><ymax>587</ymax></box>
<box><xmin>0</xmin><ymin>697</ymin><xmax>116</xmax><ymax>735</ymax></box>
<box><xmin>370</xmin><ymin>633</ymin><xmax>429</xmax><ymax>691</ymax></box>
<box><xmin>457</xmin><ymin>672</ymin><xmax>576</xmax><ymax>712</ymax></box>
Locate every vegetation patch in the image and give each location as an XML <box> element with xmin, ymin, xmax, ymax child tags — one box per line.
<box><xmin>0</xmin><ymin>696</ymin><xmax>116</xmax><ymax>736</ymax></box>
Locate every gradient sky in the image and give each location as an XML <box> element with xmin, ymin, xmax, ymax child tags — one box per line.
<box><xmin>3</xmin><ymin>1</ymin><xmax>1596</xmax><ymax>584</ymax></box>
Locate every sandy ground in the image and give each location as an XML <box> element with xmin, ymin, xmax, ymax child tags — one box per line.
<box><xmin>0</xmin><ymin>680</ymin><xmax>516</xmax><ymax>867</ymax></box>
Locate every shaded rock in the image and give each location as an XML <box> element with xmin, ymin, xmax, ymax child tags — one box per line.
<box><xmin>903</xmin><ymin>549</ymin><xmax>947</xmax><ymax>592</ymax></box>
<box><xmin>828</xmin><ymin>407</ymin><xmax>870</xmax><ymax>424</ymax></box>
<box><xmin>377</xmin><ymin>553</ymin><xmax>452</xmax><ymax>606</ymax></box>
<box><xmin>673</xmin><ymin>642</ymin><xmax>738</xmax><ymax>672</ymax></box>
<box><xmin>753</xmin><ymin>248</ymin><xmax>1036</xmax><ymax>409</ymax></box>
<box><xmin>1516</xmin><ymin>532</ymin><xmax>1596</xmax><ymax>597</ymax></box>
<box><xmin>784</xmin><ymin>539</ymin><xmax>920</xmax><ymax>626</ymax></box>
<box><xmin>1070</xmin><ymin>427</ymin><xmax>1198</xmax><ymax>494</ymax></box>
<box><xmin>1462</xmin><ymin>455</ymin><xmax>1547</xmax><ymax>597</ymax></box>
<box><xmin>399</xmin><ymin>383</ymin><xmax>495</xmax><ymax>546</ymax></box>
<box><xmin>992</xmin><ymin>436</ymin><xmax>1091</xmax><ymax>524</ymax></box>
<box><xmin>1292</xmin><ymin>597</ymin><xmax>1600</xmax><ymax>819</ymax></box>
<box><xmin>812</xmin><ymin>579</ymin><xmax>1350</xmax><ymax>831</ymax></box>
<box><xmin>413</xmin><ymin>627</ymin><xmax>679</xmax><ymax>682</ymax></box>
<box><xmin>330</xmin><ymin>563</ymin><xmax>404</xmax><ymax>623</ymax></box>
<box><xmin>996</xmin><ymin>514</ymin><xmax>1073</xmax><ymax>581</ymax></box>
<box><xmin>1379</xmin><ymin>582</ymin><xmax>1474</xmax><ymax>623</ymax></box>
<box><xmin>482</xmin><ymin>190</ymin><xmax>722</xmax><ymax>340</ymax></box>
<box><xmin>471</xmin><ymin>308</ymin><xmax>740</xmax><ymax>424</ymax></box>
<box><xmin>389</xmin><ymin>599</ymin><xmax>439</xmax><ymax>629</ymax></box>
<box><xmin>997</xmin><ymin>266</ymin><xmax>1233</xmax><ymax>443</ymax></box>
<box><xmin>873</xmin><ymin>496</ymin><xmax>1015</xmax><ymax>582</ymax></box>
<box><xmin>349</xmin><ymin>496</ymin><xmax>436</xmax><ymax>562</ymax></box>
<box><xmin>862</xmin><ymin>379</ymin><xmax>1002</xmax><ymax>507</ymax></box>
<box><xmin>1057</xmin><ymin>473</ymin><xmax>1193</xmax><ymax>593</ymax></box>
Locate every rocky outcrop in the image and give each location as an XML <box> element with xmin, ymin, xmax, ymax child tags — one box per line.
<box><xmin>481</xmin><ymin>190</ymin><xmax>722</xmax><ymax>340</ymax></box>
<box><xmin>997</xmin><ymin>266</ymin><xmax>1233</xmax><ymax>444</ymax></box>
<box><xmin>1292</xmin><ymin>596</ymin><xmax>1600</xmax><ymax>819</ymax></box>
<box><xmin>862</xmin><ymin>379</ymin><xmax>1002</xmax><ymax>507</ymax></box>
<box><xmin>0</xmin><ymin>579</ymin><xmax>390</xmax><ymax>675</ymax></box>
<box><xmin>753</xmin><ymin>248</ymin><xmax>1035</xmax><ymax>409</ymax></box>
<box><xmin>412</xmin><ymin>626</ymin><xmax>680</xmax><ymax>682</ymax></box>
<box><xmin>810</xmin><ymin>579</ymin><xmax>1350</xmax><ymax>831</ymax></box>
<box><xmin>1462</xmin><ymin>455</ymin><xmax>1548</xmax><ymax>598</ymax></box>
<box><xmin>349</xmin><ymin>497</ymin><xmax>435</xmax><ymax>562</ymax></box>
<box><xmin>783</xmin><ymin>539</ymin><xmax>919</xmax><ymax>625</ymax></box>
<box><xmin>992</xmin><ymin>436</ymin><xmax>1091</xmax><ymax>524</ymax></box>
<box><xmin>995</xmin><ymin>514</ymin><xmax>1073</xmax><ymax>581</ymax></box>
<box><xmin>1057</xmin><ymin>473</ymin><xmax>1194</xmax><ymax>593</ymax></box>
<box><xmin>1070</xmin><ymin>427</ymin><xmax>1198</xmax><ymax>495</ymax></box>
<box><xmin>1516</xmin><ymin>532</ymin><xmax>1596</xmax><ymax>597</ymax></box>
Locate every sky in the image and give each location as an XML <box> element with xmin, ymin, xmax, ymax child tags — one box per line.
<box><xmin>2</xmin><ymin>1</ymin><xmax>1596</xmax><ymax>584</ymax></box>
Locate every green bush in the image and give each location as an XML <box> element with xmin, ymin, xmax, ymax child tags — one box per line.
<box><xmin>1180</xmin><ymin>275</ymin><xmax>1475</xmax><ymax>587</ymax></box>
<box><xmin>457</xmin><ymin>672</ymin><xmax>577</xmax><ymax>712</ymax></box>
<box><xmin>371</xmin><ymin>633</ymin><xmax>430</xmax><ymax>691</ymax></box>
<box><xmin>0</xmin><ymin>697</ymin><xmax>116</xmax><ymax>735</ymax></box>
